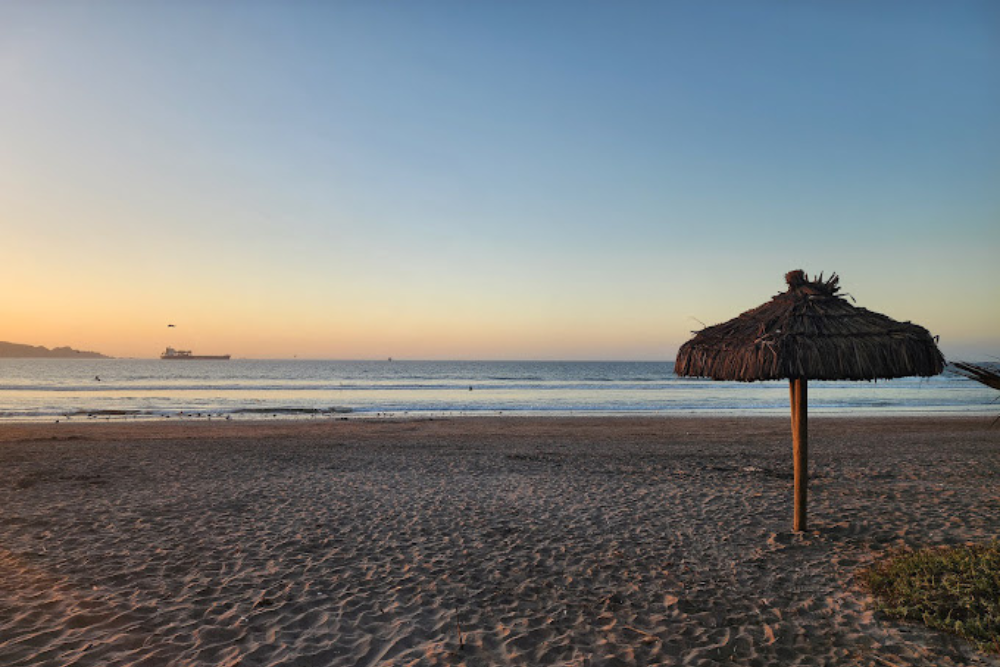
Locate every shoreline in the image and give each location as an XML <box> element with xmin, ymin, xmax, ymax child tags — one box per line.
<box><xmin>1</xmin><ymin>413</ymin><xmax>998</xmax><ymax>443</ymax></box>
<box><xmin>3</xmin><ymin>359</ymin><xmax>994</xmax><ymax>426</ymax></box>
<box><xmin>1</xmin><ymin>406</ymin><xmax>997</xmax><ymax>428</ymax></box>
<box><xmin>2</xmin><ymin>415</ymin><xmax>998</xmax><ymax>666</ymax></box>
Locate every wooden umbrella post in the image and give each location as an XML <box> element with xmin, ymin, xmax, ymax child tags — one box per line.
<box><xmin>790</xmin><ymin>377</ymin><xmax>808</xmax><ymax>531</ymax></box>
<box><xmin>675</xmin><ymin>270</ymin><xmax>945</xmax><ymax>535</ymax></box>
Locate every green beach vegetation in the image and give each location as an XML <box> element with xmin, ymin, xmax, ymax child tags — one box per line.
<box><xmin>861</xmin><ymin>542</ymin><xmax>1000</xmax><ymax>653</ymax></box>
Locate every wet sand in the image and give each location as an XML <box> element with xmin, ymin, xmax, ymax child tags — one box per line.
<box><xmin>1</xmin><ymin>416</ymin><xmax>998</xmax><ymax>666</ymax></box>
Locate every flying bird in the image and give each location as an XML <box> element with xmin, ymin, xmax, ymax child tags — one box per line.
<box><xmin>167</xmin><ymin>324</ymin><xmax>176</xmax><ymax>328</ymax></box>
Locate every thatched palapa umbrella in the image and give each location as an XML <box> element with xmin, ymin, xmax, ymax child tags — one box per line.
<box><xmin>675</xmin><ymin>270</ymin><xmax>944</xmax><ymax>531</ymax></box>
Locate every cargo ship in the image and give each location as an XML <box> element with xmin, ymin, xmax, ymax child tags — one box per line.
<box><xmin>160</xmin><ymin>347</ymin><xmax>231</xmax><ymax>360</ymax></box>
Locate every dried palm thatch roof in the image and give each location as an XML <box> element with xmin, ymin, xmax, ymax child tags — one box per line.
<box><xmin>676</xmin><ymin>270</ymin><xmax>944</xmax><ymax>381</ymax></box>
<box><xmin>950</xmin><ymin>361</ymin><xmax>1000</xmax><ymax>392</ymax></box>
<box><xmin>950</xmin><ymin>361</ymin><xmax>1000</xmax><ymax>426</ymax></box>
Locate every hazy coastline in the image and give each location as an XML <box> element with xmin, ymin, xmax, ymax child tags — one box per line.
<box><xmin>0</xmin><ymin>341</ymin><xmax>110</xmax><ymax>359</ymax></box>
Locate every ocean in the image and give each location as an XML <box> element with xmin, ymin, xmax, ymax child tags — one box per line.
<box><xmin>0</xmin><ymin>359</ymin><xmax>995</xmax><ymax>423</ymax></box>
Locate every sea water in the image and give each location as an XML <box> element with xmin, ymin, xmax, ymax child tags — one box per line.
<box><xmin>0</xmin><ymin>359</ymin><xmax>995</xmax><ymax>422</ymax></box>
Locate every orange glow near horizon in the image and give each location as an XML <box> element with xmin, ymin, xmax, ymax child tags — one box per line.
<box><xmin>2</xmin><ymin>4</ymin><xmax>997</xmax><ymax>361</ymax></box>
<box><xmin>2</xmin><ymin>296</ymin><xmax>684</xmax><ymax>361</ymax></box>
<box><xmin>4</xmin><ymin>276</ymin><xmax>997</xmax><ymax>361</ymax></box>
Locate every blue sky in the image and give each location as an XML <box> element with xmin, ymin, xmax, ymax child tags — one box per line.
<box><xmin>2</xmin><ymin>1</ymin><xmax>998</xmax><ymax>359</ymax></box>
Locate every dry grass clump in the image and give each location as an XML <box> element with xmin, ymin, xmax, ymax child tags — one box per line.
<box><xmin>861</xmin><ymin>542</ymin><xmax>1000</xmax><ymax>653</ymax></box>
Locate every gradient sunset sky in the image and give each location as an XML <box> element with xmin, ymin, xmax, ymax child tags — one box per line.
<box><xmin>2</xmin><ymin>2</ymin><xmax>997</xmax><ymax>360</ymax></box>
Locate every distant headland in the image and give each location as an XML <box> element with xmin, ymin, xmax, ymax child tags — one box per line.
<box><xmin>0</xmin><ymin>341</ymin><xmax>112</xmax><ymax>359</ymax></box>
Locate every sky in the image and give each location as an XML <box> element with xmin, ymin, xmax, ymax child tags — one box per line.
<box><xmin>1</xmin><ymin>1</ymin><xmax>998</xmax><ymax>360</ymax></box>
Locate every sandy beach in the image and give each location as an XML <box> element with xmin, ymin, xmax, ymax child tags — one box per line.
<box><xmin>1</xmin><ymin>416</ymin><xmax>998</xmax><ymax>667</ymax></box>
